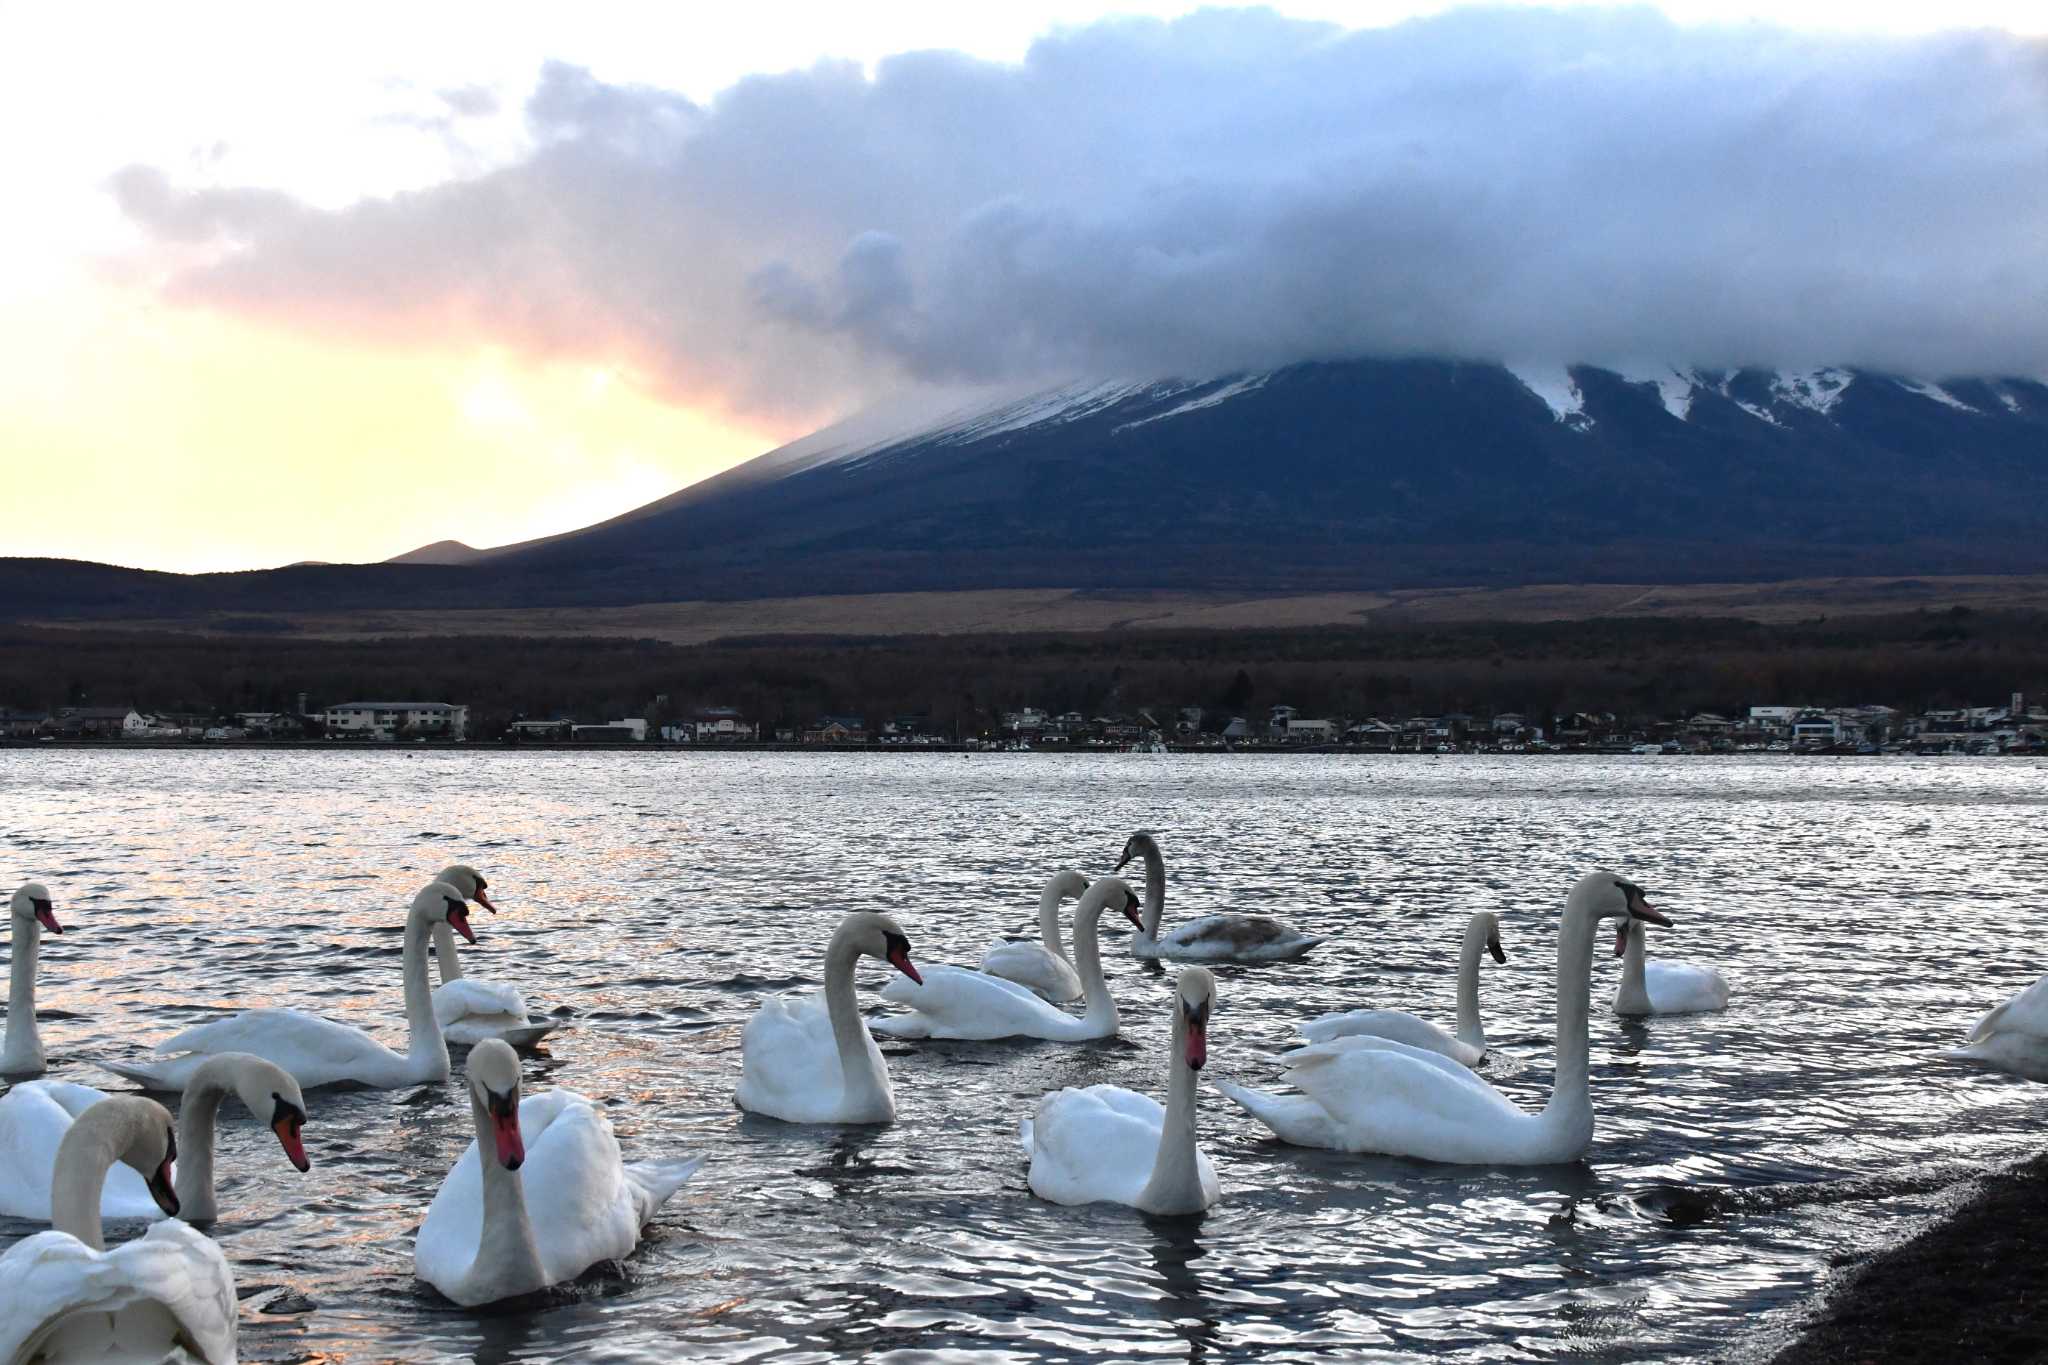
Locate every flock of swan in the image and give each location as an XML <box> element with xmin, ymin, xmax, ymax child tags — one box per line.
<box><xmin>1</xmin><ymin>825</ymin><xmax>2042</xmax><ymax>1363</ymax></box>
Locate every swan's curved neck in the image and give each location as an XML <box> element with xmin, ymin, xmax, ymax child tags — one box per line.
<box><xmin>1537</xmin><ymin>896</ymin><xmax>1600</xmax><ymax>1144</ymax></box>
<box><xmin>1138</xmin><ymin>1004</ymin><xmax>1205</xmax><ymax>1214</ymax></box>
<box><xmin>1035</xmin><ymin>882</ymin><xmax>1071</xmax><ymax>963</ymax></box>
<box><xmin>1069</xmin><ymin>894</ymin><xmax>1119</xmax><ymax>1031</ymax></box>
<box><xmin>50</xmin><ymin>1112</ymin><xmax>137</xmax><ymax>1251</ymax></box>
<box><xmin>823</xmin><ymin>930</ymin><xmax>890</xmax><ymax>1117</ymax></box>
<box><xmin>1454</xmin><ymin>917</ymin><xmax>1487</xmax><ymax>1050</ymax></box>
<box><xmin>174</xmin><ymin>1077</ymin><xmax>229</xmax><ymax>1223</ymax></box>
<box><xmin>431</xmin><ymin>921</ymin><xmax>466</xmax><ymax>986</ymax></box>
<box><xmin>403</xmin><ymin>913</ymin><xmax>449</xmax><ymax>1075</ymax></box>
<box><xmin>3</xmin><ymin>915</ymin><xmax>42</xmax><ymax>1072</ymax></box>
<box><xmin>465</xmin><ymin>1089</ymin><xmax>545</xmax><ymax>1298</ymax></box>
<box><xmin>1615</xmin><ymin>921</ymin><xmax>1651</xmax><ymax>1014</ymax></box>
<box><xmin>1136</xmin><ymin>844</ymin><xmax>1166</xmax><ymax>940</ymax></box>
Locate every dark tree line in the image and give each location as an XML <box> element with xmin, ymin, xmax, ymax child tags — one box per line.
<box><xmin>1</xmin><ymin>608</ymin><xmax>2043</xmax><ymax>738</ymax></box>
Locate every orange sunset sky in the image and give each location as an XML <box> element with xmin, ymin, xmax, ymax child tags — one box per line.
<box><xmin>5</xmin><ymin>1</ymin><xmax>2043</xmax><ymax>574</ymax></box>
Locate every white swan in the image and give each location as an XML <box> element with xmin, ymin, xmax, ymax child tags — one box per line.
<box><xmin>100</xmin><ymin>880</ymin><xmax>477</xmax><ymax>1091</ymax></box>
<box><xmin>429</xmin><ymin>865</ymin><xmax>560</xmax><ymax>1049</ymax></box>
<box><xmin>1</xmin><ymin>1053</ymin><xmax>309</xmax><ymax>1223</ymax></box>
<box><xmin>1215</xmin><ymin>872</ymin><xmax>1671</xmax><ymax>1164</ymax></box>
<box><xmin>979</xmin><ymin>870</ymin><xmax>1090</xmax><ymax>1002</ymax></box>
<box><xmin>735</xmin><ymin>912</ymin><xmax>922</xmax><ymax>1124</ymax></box>
<box><xmin>3</xmin><ymin>881</ymin><xmax>62</xmax><ymax>1076</ymax></box>
<box><xmin>1612</xmin><ymin>918</ymin><xmax>1730</xmax><ymax>1015</ymax></box>
<box><xmin>1299</xmin><ymin>912</ymin><xmax>1507</xmax><ymax>1067</ymax></box>
<box><xmin>414</xmin><ymin>1039</ymin><xmax>703</xmax><ymax>1307</ymax></box>
<box><xmin>1943</xmin><ymin>973</ymin><xmax>2048</xmax><ymax>1081</ymax></box>
<box><xmin>1116</xmin><ymin>832</ymin><xmax>1323</xmax><ymax>961</ymax></box>
<box><xmin>1019</xmin><ymin>966</ymin><xmax>1221</xmax><ymax>1214</ymax></box>
<box><xmin>0</xmin><ymin>1095</ymin><xmax>237</xmax><ymax>1365</ymax></box>
<box><xmin>872</xmin><ymin>877</ymin><xmax>1140</xmax><ymax>1041</ymax></box>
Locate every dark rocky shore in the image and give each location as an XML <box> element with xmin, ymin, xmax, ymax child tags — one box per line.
<box><xmin>1768</xmin><ymin>1151</ymin><xmax>2048</xmax><ymax>1364</ymax></box>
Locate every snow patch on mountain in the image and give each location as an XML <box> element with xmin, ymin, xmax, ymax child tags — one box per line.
<box><xmin>1113</xmin><ymin>372</ymin><xmax>1273</xmax><ymax>433</ymax></box>
<box><xmin>1771</xmin><ymin>368</ymin><xmax>1854</xmax><ymax>414</ymax></box>
<box><xmin>1507</xmin><ymin>364</ymin><xmax>1592</xmax><ymax>429</ymax></box>
<box><xmin>1611</xmin><ymin>363</ymin><xmax>1697</xmax><ymax>421</ymax></box>
<box><xmin>1897</xmin><ymin>379</ymin><xmax>1978</xmax><ymax>413</ymax></box>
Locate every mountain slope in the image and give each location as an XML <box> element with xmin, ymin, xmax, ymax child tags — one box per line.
<box><xmin>8</xmin><ymin>358</ymin><xmax>2048</xmax><ymax>619</ymax></box>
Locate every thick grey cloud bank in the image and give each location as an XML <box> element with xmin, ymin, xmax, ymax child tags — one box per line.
<box><xmin>116</xmin><ymin>6</ymin><xmax>2048</xmax><ymax>422</ymax></box>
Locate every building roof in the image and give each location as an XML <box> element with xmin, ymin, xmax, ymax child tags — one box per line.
<box><xmin>326</xmin><ymin>701</ymin><xmax>463</xmax><ymax>712</ymax></box>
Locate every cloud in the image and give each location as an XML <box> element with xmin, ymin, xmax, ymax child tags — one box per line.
<box><xmin>114</xmin><ymin>7</ymin><xmax>2048</xmax><ymax>426</ymax></box>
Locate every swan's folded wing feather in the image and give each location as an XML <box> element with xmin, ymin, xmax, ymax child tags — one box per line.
<box><xmin>1212</xmin><ymin>1079</ymin><xmax>1346</xmax><ymax>1149</ymax></box>
<box><xmin>521</xmin><ymin>1091</ymin><xmax>643</xmax><ymax>1282</ymax></box>
<box><xmin>434</xmin><ymin>978</ymin><xmax>530</xmax><ymax>1026</ymax></box>
<box><xmin>0</xmin><ymin>1084</ymin><xmax>162</xmax><ymax>1222</ymax></box>
<box><xmin>980</xmin><ymin>942</ymin><xmax>1082</xmax><ymax>1001</ymax></box>
<box><xmin>0</xmin><ymin>1224</ymin><xmax>236</xmax><ymax>1365</ymax></box>
<box><xmin>1025</xmin><ymin>1085</ymin><xmax>1164</xmax><ymax>1207</ymax></box>
<box><xmin>1161</xmin><ymin>914</ymin><xmax>1321</xmax><ymax>960</ymax></box>
<box><xmin>1644</xmin><ymin>960</ymin><xmax>1732</xmax><ymax>1013</ymax></box>
<box><xmin>1299</xmin><ymin>1009</ymin><xmax>1470</xmax><ymax>1060</ymax></box>
<box><xmin>737</xmin><ymin>992</ymin><xmax>854</xmax><ymax>1119</ymax></box>
<box><xmin>873</xmin><ymin>964</ymin><xmax>1071</xmax><ymax>1040</ymax></box>
<box><xmin>1971</xmin><ymin>973</ymin><xmax>2048</xmax><ymax>1042</ymax></box>
<box><xmin>1283</xmin><ymin>1036</ymin><xmax>1528</xmax><ymax>1159</ymax></box>
<box><xmin>153</xmin><ymin>1007</ymin><xmax>383</xmax><ymax>1066</ymax></box>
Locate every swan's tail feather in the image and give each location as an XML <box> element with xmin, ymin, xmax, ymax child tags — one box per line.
<box><xmin>1967</xmin><ymin>1001</ymin><xmax>2010</xmax><ymax>1043</ymax></box>
<box><xmin>626</xmin><ymin>1155</ymin><xmax>706</xmax><ymax>1217</ymax></box>
<box><xmin>95</xmin><ymin>1058</ymin><xmax>182</xmax><ymax>1091</ymax></box>
<box><xmin>1212</xmin><ymin>1078</ymin><xmax>1339</xmax><ymax>1149</ymax></box>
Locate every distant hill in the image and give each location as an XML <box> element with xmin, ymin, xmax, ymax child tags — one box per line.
<box><xmin>8</xmin><ymin>358</ymin><xmax>2048</xmax><ymax>620</ymax></box>
<box><xmin>384</xmin><ymin>540</ymin><xmax>486</xmax><ymax>566</ymax></box>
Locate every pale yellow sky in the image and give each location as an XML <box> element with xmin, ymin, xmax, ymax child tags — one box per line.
<box><xmin>4</xmin><ymin>1</ymin><xmax>2043</xmax><ymax>572</ymax></box>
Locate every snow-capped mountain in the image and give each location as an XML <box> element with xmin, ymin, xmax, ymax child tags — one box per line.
<box><xmin>11</xmin><ymin>357</ymin><xmax>2048</xmax><ymax>617</ymax></box>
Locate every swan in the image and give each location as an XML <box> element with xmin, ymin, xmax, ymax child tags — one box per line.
<box><xmin>979</xmin><ymin>870</ymin><xmax>1090</xmax><ymax>1002</ymax></box>
<box><xmin>1612</xmin><ymin>918</ymin><xmax>1730</xmax><ymax>1015</ymax></box>
<box><xmin>0</xmin><ymin>1095</ymin><xmax>237</xmax><ymax>1365</ymax></box>
<box><xmin>1943</xmin><ymin>973</ymin><xmax>2048</xmax><ymax>1081</ymax></box>
<box><xmin>428</xmin><ymin>865</ymin><xmax>560</xmax><ymax>1049</ymax></box>
<box><xmin>100</xmin><ymin>880</ymin><xmax>478</xmax><ymax>1092</ymax></box>
<box><xmin>735</xmin><ymin>912</ymin><xmax>923</xmax><ymax>1124</ymax></box>
<box><xmin>3</xmin><ymin>881</ymin><xmax>62</xmax><ymax>1076</ymax></box>
<box><xmin>1299</xmin><ymin>912</ymin><xmax>1507</xmax><ymax>1067</ymax></box>
<box><xmin>872</xmin><ymin>877</ymin><xmax>1141</xmax><ymax>1041</ymax></box>
<box><xmin>1115</xmin><ymin>831</ymin><xmax>1323</xmax><ymax>961</ymax></box>
<box><xmin>414</xmin><ymin>1039</ymin><xmax>703</xmax><ymax>1307</ymax></box>
<box><xmin>1</xmin><ymin>1052</ymin><xmax>309</xmax><ymax>1223</ymax></box>
<box><xmin>1215</xmin><ymin>872</ymin><xmax>1671</xmax><ymax>1164</ymax></box>
<box><xmin>1019</xmin><ymin>966</ymin><xmax>1222</xmax><ymax>1214</ymax></box>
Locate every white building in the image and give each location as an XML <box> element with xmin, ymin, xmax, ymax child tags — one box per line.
<box><xmin>323</xmin><ymin>701</ymin><xmax>468</xmax><ymax>740</ymax></box>
<box><xmin>1285</xmin><ymin>718</ymin><xmax>1338</xmax><ymax>742</ymax></box>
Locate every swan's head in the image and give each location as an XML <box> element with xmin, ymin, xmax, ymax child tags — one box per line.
<box><xmin>196</xmin><ymin>1053</ymin><xmax>311</xmax><ymax>1173</ymax></box>
<box><xmin>842</xmin><ymin>911</ymin><xmax>921</xmax><ymax>984</ymax></box>
<box><xmin>1113</xmin><ymin>831</ymin><xmax>1160</xmax><ymax>873</ymax></box>
<box><xmin>1176</xmin><ymin>967</ymin><xmax>1215</xmax><ymax>1071</ymax></box>
<box><xmin>114</xmin><ymin>1097</ymin><xmax>181</xmax><ymax>1218</ymax></box>
<box><xmin>412</xmin><ymin>880</ymin><xmax>477</xmax><ymax>943</ymax></box>
<box><xmin>1472</xmin><ymin>911</ymin><xmax>1507</xmax><ymax>964</ymax></box>
<box><xmin>1577</xmin><ymin>872</ymin><xmax>1671</xmax><ymax>930</ymax></box>
<box><xmin>466</xmin><ymin>1039</ymin><xmax>525</xmax><ymax>1171</ymax></box>
<box><xmin>11</xmin><ymin>882</ymin><xmax>59</xmax><ymax>934</ymax></box>
<box><xmin>436</xmin><ymin>864</ymin><xmax>496</xmax><ymax>913</ymax></box>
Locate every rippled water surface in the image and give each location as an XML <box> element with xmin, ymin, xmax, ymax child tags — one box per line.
<box><xmin>4</xmin><ymin>751</ymin><xmax>2047</xmax><ymax>1362</ymax></box>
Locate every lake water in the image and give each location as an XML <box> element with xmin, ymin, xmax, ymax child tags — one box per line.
<box><xmin>2</xmin><ymin>750</ymin><xmax>2045</xmax><ymax>1363</ymax></box>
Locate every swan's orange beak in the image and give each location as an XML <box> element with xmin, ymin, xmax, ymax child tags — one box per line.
<box><xmin>1614</xmin><ymin>923</ymin><xmax>1629</xmax><ymax>957</ymax></box>
<box><xmin>1626</xmin><ymin>886</ymin><xmax>1672</xmax><ymax>928</ymax></box>
<box><xmin>488</xmin><ymin>1092</ymin><xmax>524</xmax><ymax>1170</ymax></box>
<box><xmin>887</xmin><ymin>944</ymin><xmax>922</xmax><ymax>985</ymax></box>
<box><xmin>1122</xmin><ymin>895</ymin><xmax>1144</xmax><ymax>930</ymax></box>
<box><xmin>148</xmin><ymin>1135</ymin><xmax>180</xmax><ymax>1217</ymax></box>
<box><xmin>272</xmin><ymin>1105</ymin><xmax>309</xmax><ymax>1172</ymax></box>
<box><xmin>447</xmin><ymin>904</ymin><xmax>477</xmax><ymax>944</ymax></box>
<box><xmin>1183</xmin><ymin>1001</ymin><xmax>1208</xmax><ymax>1071</ymax></box>
<box><xmin>473</xmin><ymin>886</ymin><xmax>497</xmax><ymax>913</ymax></box>
<box><xmin>32</xmin><ymin>900</ymin><xmax>59</xmax><ymax>934</ymax></box>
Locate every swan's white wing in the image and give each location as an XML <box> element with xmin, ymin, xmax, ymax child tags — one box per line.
<box><xmin>1297</xmin><ymin>1009</ymin><xmax>1482</xmax><ymax>1064</ymax></box>
<box><xmin>1969</xmin><ymin>972</ymin><xmax>2048</xmax><ymax>1042</ymax></box>
<box><xmin>0</xmin><ymin>1223</ymin><xmax>236</xmax><ymax>1365</ymax></box>
<box><xmin>1153</xmin><ymin>914</ymin><xmax>1323</xmax><ymax>962</ymax></box>
<box><xmin>872</xmin><ymin>965</ymin><xmax>1085</xmax><ymax>1041</ymax></box>
<box><xmin>1024</xmin><ymin>1085</ymin><xmax>1165</xmax><ymax>1208</ymax></box>
<box><xmin>1644</xmin><ymin>960</ymin><xmax>1731</xmax><ymax>1014</ymax></box>
<box><xmin>623</xmin><ymin>1156</ymin><xmax>705</xmax><ymax>1225</ymax></box>
<box><xmin>1211</xmin><ymin>1079</ymin><xmax>1348</xmax><ymax>1149</ymax></box>
<box><xmin>137</xmin><ymin>1007</ymin><xmax>405</xmax><ymax>1089</ymax></box>
<box><xmin>1281</xmin><ymin>1036</ymin><xmax>1537</xmax><ymax>1162</ymax></box>
<box><xmin>434</xmin><ymin>978</ymin><xmax>530</xmax><ymax>1027</ymax></box>
<box><xmin>517</xmin><ymin>1091</ymin><xmax>645</xmax><ymax>1282</ymax></box>
<box><xmin>979</xmin><ymin>941</ymin><xmax>1083</xmax><ymax>1002</ymax></box>
<box><xmin>0</xmin><ymin>1083</ymin><xmax>162</xmax><ymax>1222</ymax></box>
<box><xmin>737</xmin><ymin>992</ymin><xmax>888</xmax><ymax>1123</ymax></box>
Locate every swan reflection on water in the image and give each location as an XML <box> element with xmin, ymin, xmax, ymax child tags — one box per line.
<box><xmin>1144</xmin><ymin>1214</ymin><xmax>1224</xmax><ymax>1363</ymax></box>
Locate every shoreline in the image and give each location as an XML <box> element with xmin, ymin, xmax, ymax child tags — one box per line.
<box><xmin>0</xmin><ymin>739</ymin><xmax>2016</xmax><ymax>757</ymax></box>
<box><xmin>1767</xmin><ymin>1149</ymin><xmax>2048</xmax><ymax>1364</ymax></box>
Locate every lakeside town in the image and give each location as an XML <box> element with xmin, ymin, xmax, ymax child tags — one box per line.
<box><xmin>5</xmin><ymin>693</ymin><xmax>2045</xmax><ymax>755</ymax></box>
